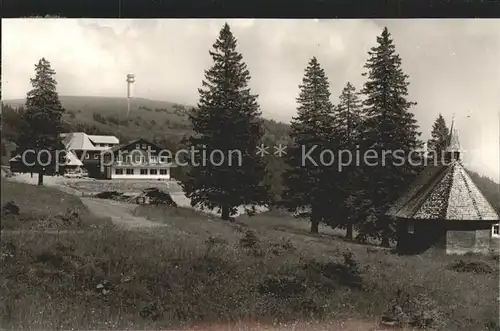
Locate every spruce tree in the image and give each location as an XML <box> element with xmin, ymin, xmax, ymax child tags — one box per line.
<box><xmin>332</xmin><ymin>82</ymin><xmax>364</xmax><ymax>239</ymax></box>
<box><xmin>182</xmin><ymin>23</ymin><xmax>270</xmax><ymax>221</ymax></box>
<box><xmin>281</xmin><ymin>57</ymin><xmax>335</xmax><ymax>234</ymax></box>
<box><xmin>15</xmin><ymin>58</ymin><xmax>66</xmax><ymax>186</ymax></box>
<box><xmin>359</xmin><ymin>27</ymin><xmax>421</xmax><ymax>246</ymax></box>
<box><xmin>427</xmin><ymin>114</ymin><xmax>450</xmax><ymax>159</ymax></box>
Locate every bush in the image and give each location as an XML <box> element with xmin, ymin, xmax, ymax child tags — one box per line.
<box><xmin>239</xmin><ymin>230</ymin><xmax>259</xmax><ymax>249</ymax></box>
<box><xmin>2</xmin><ymin>201</ymin><xmax>20</xmax><ymax>216</ymax></box>
<box><xmin>92</xmin><ymin>112</ymin><xmax>107</xmax><ymax>124</ymax></box>
<box><xmin>449</xmin><ymin>260</ymin><xmax>494</xmax><ymax>274</ymax></box>
<box><xmin>268</xmin><ymin>238</ymin><xmax>295</xmax><ymax>256</ymax></box>
<box><xmin>382</xmin><ymin>289</ymin><xmax>445</xmax><ymax>330</ymax></box>
<box><xmin>258</xmin><ymin>275</ymin><xmax>306</xmax><ymax>299</ymax></box>
<box><xmin>302</xmin><ymin>251</ymin><xmax>364</xmax><ymax>291</ymax></box>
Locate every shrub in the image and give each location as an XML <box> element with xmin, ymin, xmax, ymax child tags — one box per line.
<box><xmin>92</xmin><ymin>112</ymin><xmax>107</xmax><ymax>124</ymax></box>
<box><xmin>302</xmin><ymin>251</ymin><xmax>364</xmax><ymax>291</ymax></box>
<box><xmin>268</xmin><ymin>238</ymin><xmax>295</xmax><ymax>256</ymax></box>
<box><xmin>258</xmin><ymin>275</ymin><xmax>306</xmax><ymax>299</ymax></box>
<box><xmin>239</xmin><ymin>230</ymin><xmax>259</xmax><ymax>249</ymax></box>
<box><xmin>2</xmin><ymin>201</ymin><xmax>20</xmax><ymax>216</ymax></box>
<box><xmin>383</xmin><ymin>289</ymin><xmax>445</xmax><ymax>330</ymax></box>
<box><xmin>449</xmin><ymin>260</ymin><xmax>494</xmax><ymax>274</ymax></box>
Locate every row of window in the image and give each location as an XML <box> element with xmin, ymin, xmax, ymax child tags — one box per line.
<box><xmin>81</xmin><ymin>153</ymin><xmax>167</xmax><ymax>163</ymax></box>
<box><xmin>115</xmin><ymin>168</ymin><xmax>169</xmax><ymax>175</ymax></box>
<box><xmin>96</xmin><ymin>143</ymin><xmax>115</xmax><ymax>148</ymax></box>
<box><xmin>117</xmin><ymin>155</ymin><xmax>168</xmax><ymax>163</ymax></box>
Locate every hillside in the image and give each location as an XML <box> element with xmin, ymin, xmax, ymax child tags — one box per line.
<box><xmin>467</xmin><ymin>170</ymin><xmax>500</xmax><ymax>213</ymax></box>
<box><xmin>3</xmin><ymin>96</ymin><xmax>291</xmax><ymax>145</ymax></box>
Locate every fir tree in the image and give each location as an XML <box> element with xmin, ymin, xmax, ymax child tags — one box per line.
<box><xmin>15</xmin><ymin>58</ymin><xmax>66</xmax><ymax>185</ymax></box>
<box><xmin>331</xmin><ymin>82</ymin><xmax>364</xmax><ymax>239</ymax></box>
<box><xmin>182</xmin><ymin>23</ymin><xmax>270</xmax><ymax>221</ymax></box>
<box><xmin>359</xmin><ymin>27</ymin><xmax>421</xmax><ymax>246</ymax></box>
<box><xmin>427</xmin><ymin>114</ymin><xmax>450</xmax><ymax>159</ymax></box>
<box><xmin>281</xmin><ymin>57</ymin><xmax>335</xmax><ymax>233</ymax></box>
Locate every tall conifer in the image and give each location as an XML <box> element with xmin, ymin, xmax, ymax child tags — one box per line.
<box><xmin>16</xmin><ymin>58</ymin><xmax>66</xmax><ymax>185</ymax></box>
<box><xmin>427</xmin><ymin>114</ymin><xmax>450</xmax><ymax>159</ymax></box>
<box><xmin>282</xmin><ymin>57</ymin><xmax>335</xmax><ymax>233</ymax></box>
<box><xmin>359</xmin><ymin>27</ymin><xmax>421</xmax><ymax>245</ymax></box>
<box><xmin>332</xmin><ymin>82</ymin><xmax>364</xmax><ymax>239</ymax></box>
<box><xmin>182</xmin><ymin>23</ymin><xmax>270</xmax><ymax>220</ymax></box>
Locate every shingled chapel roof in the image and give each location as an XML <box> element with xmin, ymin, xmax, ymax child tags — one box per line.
<box><xmin>386</xmin><ymin>122</ymin><xmax>499</xmax><ymax>221</ymax></box>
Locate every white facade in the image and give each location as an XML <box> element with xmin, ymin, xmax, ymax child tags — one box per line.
<box><xmin>110</xmin><ymin>165</ymin><xmax>171</xmax><ymax>180</ymax></box>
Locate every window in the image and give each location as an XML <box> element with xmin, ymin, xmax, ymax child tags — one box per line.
<box><xmin>126</xmin><ymin>168</ymin><xmax>134</xmax><ymax>175</ymax></box>
<box><xmin>493</xmin><ymin>224</ymin><xmax>500</xmax><ymax>238</ymax></box>
<box><xmin>408</xmin><ymin>221</ymin><xmax>414</xmax><ymax>234</ymax></box>
<box><xmin>140</xmin><ymin>169</ymin><xmax>148</xmax><ymax>175</ymax></box>
<box><xmin>142</xmin><ymin>143</ymin><xmax>147</xmax><ymax>149</ymax></box>
<box><xmin>151</xmin><ymin>156</ymin><xmax>158</xmax><ymax>163</ymax></box>
<box><xmin>115</xmin><ymin>169</ymin><xmax>123</xmax><ymax>175</ymax></box>
<box><xmin>126</xmin><ymin>155</ymin><xmax>132</xmax><ymax>163</ymax></box>
<box><xmin>135</xmin><ymin>155</ymin><xmax>141</xmax><ymax>163</ymax></box>
<box><xmin>150</xmin><ymin>169</ymin><xmax>158</xmax><ymax>175</ymax></box>
<box><xmin>85</xmin><ymin>152</ymin><xmax>90</xmax><ymax>160</ymax></box>
<box><xmin>136</xmin><ymin>144</ymin><xmax>140</xmax><ymax>150</ymax></box>
<box><xmin>159</xmin><ymin>169</ymin><xmax>168</xmax><ymax>175</ymax></box>
<box><xmin>159</xmin><ymin>156</ymin><xmax>169</xmax><ymax>163</ymax></box>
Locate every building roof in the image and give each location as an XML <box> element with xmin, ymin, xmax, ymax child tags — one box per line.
<box><xmin>9</xmin><ymin>155</ymin><xmax>21</xmax><ymax>162</ymax></box>
<box><xmin>64</xmin><ymin>150</ymin><xmax>84</xmax><ymax>166</ymax></box>
<box><xmin>88</xmin><ymin>135</ymin><xmax>120</xmax><ymax>145</ymax></box>
<box><xmin>386</xmin><ymin>122</ymin><xmax>499</xmax><ymax>221</ymax></box>
<box><xmin>61</xmin><ymin>132</ymin><xmax>119</xmax><ymax>151</ymax></box>
<box><xmin>9</xmin><ymin>150</ymin><xmax>83</xmax><ymax>167</ymax></box>
<box><xmin>108</xmin><ymin>138</ymin><xmax>163</xmax><ymax>153</ymax></box>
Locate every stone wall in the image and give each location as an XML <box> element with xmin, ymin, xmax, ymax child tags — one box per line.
<box><xmin>446</xmin><ymin>229</ymin><xmax>495</xmax><ymax>255</ymax></box>
<box><xmin>446</xmin><ymin>230</ymin><xmax>476</xmax><ymax>255</ymax></box>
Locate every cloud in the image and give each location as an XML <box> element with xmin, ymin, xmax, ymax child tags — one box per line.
<box><xmin>2</xmin><ymin>19</ymin><xmax>499</xmax><ymax>180</ymax></box>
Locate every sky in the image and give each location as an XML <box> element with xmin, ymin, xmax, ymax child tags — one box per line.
<box><xmin>2</xmin><ymin>19</ymin><xmax>500</xmax><ymax>181</ymax></box>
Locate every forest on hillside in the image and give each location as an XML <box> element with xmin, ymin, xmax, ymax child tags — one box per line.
<box><xmin>467</xmin><ymin>170</ymin><xmax>500</xmax><ymax>213</ymax></box>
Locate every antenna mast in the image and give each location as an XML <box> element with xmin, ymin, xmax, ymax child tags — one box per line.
<box><xmin>126</xmin><ymin>73</ymin><xmax>135</xmax><ymax>118</ymax></box>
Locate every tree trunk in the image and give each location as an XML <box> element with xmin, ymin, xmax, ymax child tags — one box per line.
<box><xmin>221</xmin><ymin>205</ymin><xmax>230</xmax><ymax>221</ymax></box>
<box><xmin>346</xmin><ymin>222</ymin><xmax>353</xmax><ymax>240</ymax></box>
<box><xmin>381</xmin><ymin>236</ymin><xmax>390</xmax><ymax>248</ymax></box>
<box><xmin>38</xmin><ymin>172</ymin><xmax>44</xmax><ymax>186</ymax></box>
<box><xmin>310</xmin><ymin>218</ymin><xmax>319</xmax><ymax>234</ymax></box>
<box><xmin>310</xmin><ymin>208</ymin><xmax>319</xmax><ymax>234</ymax></box>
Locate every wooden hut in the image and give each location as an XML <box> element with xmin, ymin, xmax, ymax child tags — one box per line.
<box><xmin>386</xmin><ymin>123</ymin><xmax>499</xmax><ymax>255</ymax></box>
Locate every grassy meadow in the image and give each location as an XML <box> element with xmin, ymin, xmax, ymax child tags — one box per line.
<box><xmin>0</xmin><ymin>179</ymin><xmax>112</xmax><ymax>230</ymax></box>
<box><xmin>1</xmin><ymin>180</ymin><xmax>499</xmax><ymax>330</ymax></box>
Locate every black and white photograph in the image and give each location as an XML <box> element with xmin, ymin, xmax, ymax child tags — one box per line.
<box><xmin>1</xmin><ymin>18</ymin><xmax>499</xmax><ymax>330</ymax></box>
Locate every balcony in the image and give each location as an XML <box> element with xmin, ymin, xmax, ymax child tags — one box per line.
<box><xmin>113</xmin><ymin>159</ymin><xmax>173</xmax><ymax>167</ymax></box>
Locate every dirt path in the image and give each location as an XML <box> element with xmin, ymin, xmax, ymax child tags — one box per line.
<box><xmin>81</xmin><ymin>198</ymin><xmax>166</xmax><ymax>229</ymax></box>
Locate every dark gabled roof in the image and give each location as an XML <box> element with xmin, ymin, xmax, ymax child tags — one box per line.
<box><xmin>108</xmin><ymin>138</ymin><xmax>163</xmax><ymax>154</ymax></box>
<box><xmin>386</xmin><ymin>122</ymin><xmax>499</xmax><ymax>221</ymax></box>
